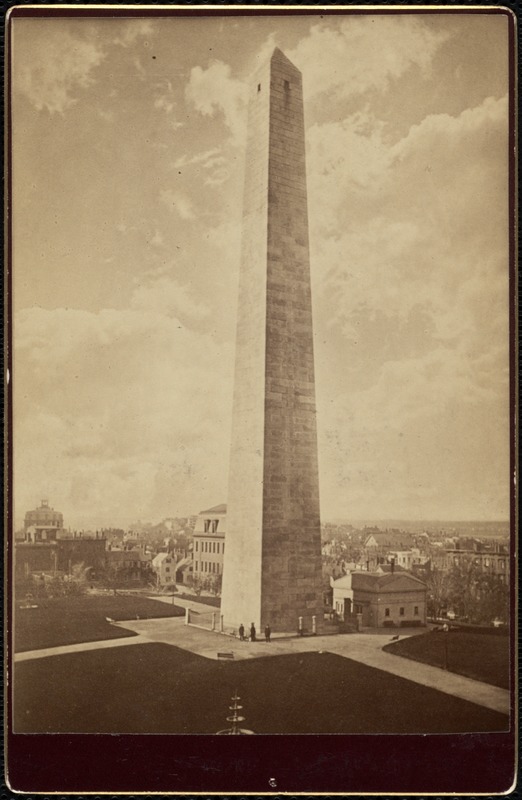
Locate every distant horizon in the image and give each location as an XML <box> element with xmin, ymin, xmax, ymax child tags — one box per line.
<box><xmin>15</xmin><ymin>506</ymin><xmax>510</xmax><ymax>533</ymax></box>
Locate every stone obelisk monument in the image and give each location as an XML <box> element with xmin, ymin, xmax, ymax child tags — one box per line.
<box><xmin>220</xmin><ymin>49</ymin><xmax>322</xmax><ymax>633</ymax></box>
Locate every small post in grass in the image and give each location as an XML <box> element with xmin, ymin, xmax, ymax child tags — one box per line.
<box><xmin>443</xmin><ymin>622</ymin><xmax>449</xmax><ymax>670</ymax></box>
<box><xmin>185</xmin><ymin>607</ymin><xmax>190</xmax><ymax>626</ymax></box>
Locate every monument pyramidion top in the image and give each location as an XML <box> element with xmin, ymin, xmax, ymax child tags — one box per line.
<box><xmin>270</xmin><ymin>46</ymin><xmax>301</xmax><ymax>73</ymax></box>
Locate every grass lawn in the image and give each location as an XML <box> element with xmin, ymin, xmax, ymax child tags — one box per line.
<box><xmin>383</xmin><ymin>631</ymin><xmax>510</xmax><ymax>689</ymax></box>
<box><xmin>14</xmin><ymin>594</ymin><xmax>185</xmax><ymax>653</ymax></box>
<box><xmin>174</xmin><ymin>592</ymin><xmax>221</xmax><ymax>608</ymax></box>
<box><xmin>14</xmin><ymin>643</ymin><xmax>508</xmax><ymax>734</ymax></box>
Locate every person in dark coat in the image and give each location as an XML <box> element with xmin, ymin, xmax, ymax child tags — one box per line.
<box><xmin>265</xmin><ymin>624</ymin><xmax>271</xmax><ymax>643</ymax></box>
<box><xmin>250</xmin><ymin>623</ymin><xmax>256</xmax><ymax>642</ymax></box>
<box><xmin>238</xmin><ymin>623</ymin><xmax>245</xmax><ymax>641</ymax></box>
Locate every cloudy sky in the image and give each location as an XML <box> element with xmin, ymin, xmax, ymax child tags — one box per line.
<box><xmin>11</xmin><ymin>12</ymin><xmax>511</xmax><ymax>528</ymax></box>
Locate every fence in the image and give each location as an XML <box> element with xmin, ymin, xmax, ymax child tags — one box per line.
<box><xmin>185</xmin><ymin>608</ymin><xmax>324</xmax><ymax>638</ymax></box>
<box><xmin>185</xmin><ymin>607</ymin><xmax>238</xmax><ymax>635</ymax></box>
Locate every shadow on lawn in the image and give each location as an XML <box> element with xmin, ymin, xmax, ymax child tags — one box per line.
<box><xmin>14</xmin><ymin>642</ymin><xmax>509</xmax><ymax>735</ymax></box>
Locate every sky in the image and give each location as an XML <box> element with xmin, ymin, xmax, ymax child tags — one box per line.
<box><xmin>11</xmin><ymin>12</ymin><xmax>511</xmax><ymax>528</ymax></box>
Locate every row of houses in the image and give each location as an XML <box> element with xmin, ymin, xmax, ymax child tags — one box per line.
<box><xmin>15</xmin><ymin>502</ymin><xmax>225</xmax><ymax>588</ymax></box>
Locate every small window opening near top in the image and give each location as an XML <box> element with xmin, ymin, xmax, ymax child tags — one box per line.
<box><xmin>257</xmin><ymin>83</ymin><xmax>261</xmax><ymax>92</ymax></box>
<box><xmin>284</xmin><ymin>80</ymin><xmax>290</xmax><ymax>90</ymax></box>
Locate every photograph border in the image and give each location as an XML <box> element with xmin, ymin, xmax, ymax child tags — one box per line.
<box><xmin>3</xmin><ymin>3</ymin><xmax>518</xmax><ymax>795</ymax></box>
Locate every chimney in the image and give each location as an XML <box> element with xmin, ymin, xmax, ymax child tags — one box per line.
<box><xmin>390</xmin><ymin>558</ymin><xmax>395</xmax><ymax>574</ymax></box>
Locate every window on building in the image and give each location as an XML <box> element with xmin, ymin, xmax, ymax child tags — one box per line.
<box><xmin>385</xmin><ymin>608</ymin><xmax>390</xmax><ymax>617</ymax></box>
<box><xmin>284</xmin><ymin>79</ymin><xmax>290</xmax><ymax>90</ymax></box>
<box><xmin>485</xmin><ymin>559</ymin><xmax>490</xmax><ymax>567</ymax></box>
<box><xmin>195</xmin><ymin>541</ymin><xmax>199</xmax><ymax>551</ymax></box>
<box><xmin>222</xmin><ymin>543</ymin><xmax>225</xmax><ymax>553</ymax></box>
<box><xmin>165</xmin><ymin>567</ymin><xmax>170</xmax><ymax>573</ymax></box>
<box><xmin>257</xmin><ymin>83</ymin><xmax>261</xmax><ymax>92</ymax></box>
<box><xmin>354</xmin><ymin>604</ymin><xmax>363</xmax><ymax>614</ymax></box>
<box><xmin>216</xmin><ymin>543</ymin><xmax>220</xmax><ymax>554</ymax></box>
<box><xmin>414</xmin><ymin>606</ymin><xmax>419</xmax><ymax>615</ymax></box>
<box><xmin>204</xmin><ymin>520</ymin><xmax>211</xmax><ymax>532</ymax></box>
<box><xmin>399</xmin><ymin>607</ymin><xmax>405</xmax><ymax>616</ymax></box>
<box><xmin>212</xmin><ymin>520</ymin><xmax>219</xmax><ymax>533</ymax></box>
<box><xmin>500</xmin><ymin>560</ymin><xmax>505</xmax><ymax>570</ymax></box>
<box><xmin>195</xmin><ymin>562</ymin><xmax>198</xmax><ymax>571</ymax></box>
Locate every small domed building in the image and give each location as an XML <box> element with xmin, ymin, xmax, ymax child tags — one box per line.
<box><xmin>24</xmin><ymin>499</ymin><xmax>64</xmax><ymax>542</ymax></box>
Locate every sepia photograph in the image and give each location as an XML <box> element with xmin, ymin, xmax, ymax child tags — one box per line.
<box><xmin>6</xmin><ymin>4</ymin><xmax>516</xmax><ymax>792</ymax></box>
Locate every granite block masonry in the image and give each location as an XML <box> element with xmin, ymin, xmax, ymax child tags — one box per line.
<box><xmin>220</xmin><ymin>48</ymin><xmax>323</xmax><ymax>633</ymax></box>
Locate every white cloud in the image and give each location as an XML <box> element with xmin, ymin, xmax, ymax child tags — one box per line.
<box><xmin>204</xmin><ymin>168</ymin><xmax>230</xmax><ymax>187</ymax></box>
<box><xmin>131</xmin><ymin>276</ymin><xmax>209</xmax><ymax>321</ymax></box>
<box><xmin>174</xmin><ymin>148</ymin><xmax>229</xmax><ymax>187</ymax></box>
<box><xmin>311</xmin><ymin>93</ymin><xmax>509</xmax><ymax>518</ymax></box>
<box><xmin>113</xmin><ymin>20</ymin><xmax>154</xmax><ymax>48</ymax></box>
<box><xmin>289</xmin><ymin>16</ymin><xmax>450</xmax><ymax>102</ymax></box>
<box><xmin>153</xmin><ymin>79</ymin><xmax>179</xmax><ymax>116</ymax></box>
<box><xmin>310</xmin><ymin>95</ymin><xmax>508</xmax><ymax>335</ymax></box>
<box><xmin>98</xmin><ymin>108</ymin><xmax>115</xmax><ymax>123</ymax></box>
<box><xmin>159</xmin><ymin>188</ymin><xmax>196</xmax><ymax>220</ymax></box>
<box><xmin>185</xmin><ymin>60</ymin><xmax>247</xmax><ymax>146</ymax></box>
<box><xmin>174</xmin><ymin>148</ymin><xmax>221</xmax><ymax>169</ymax></box>
<box><xmin>14</xmin><ymin>279</ymin><xmax>233</xmax><ymax>526</ymax></box>
<box><xmin>154</xmin><ymin>95</ymin><xmax>175</xmax><ymax>114</ymax></box>
<box><xmin>15</xmin><ymin>27</ymin><xmax>105</xmax><ymax>114</ymax></box>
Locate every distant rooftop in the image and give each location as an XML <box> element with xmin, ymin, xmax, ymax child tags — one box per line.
<box><xmin>199</xmin><ymin>504</ymin><xmax>227</xmax><ymax>515</ymax></box>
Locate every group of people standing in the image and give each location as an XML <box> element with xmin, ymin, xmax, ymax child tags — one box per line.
<box><xmin>238</xmin><ymin>622</ymin><xmax>271</xmax><ymax>643</ymax></box>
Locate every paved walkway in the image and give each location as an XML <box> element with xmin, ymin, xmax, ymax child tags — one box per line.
<box><xmin>14</xmin><ymin>615</ymin><xmax>509</xmax><ymax>716</ymax></box>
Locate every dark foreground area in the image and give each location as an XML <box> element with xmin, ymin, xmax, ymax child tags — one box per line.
<box><xmin>14</xmin><ymin>595</ymin><xmax>184</xmax><ymax>652</ymax></box>
<box><xmin>14</xmin><ymin>643</ymin><xmax>508</xmax><ymax>734</ymax></box>
<box><xmin>383</xmin><ymin>631</ymin><xmax>510</xmax><ymax>689</ymax></box>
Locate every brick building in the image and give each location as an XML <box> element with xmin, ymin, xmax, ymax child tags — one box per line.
<box><xmin>444</xmin><ymin>543</ymin><xmax>509</xmax><ymax>583</ymax></box>
<box><xmin>333</xmin><ymin>571</ymin><xmax>427</xmax><ymax>628</ymax></box>
<box><xmin>15</xmin><ymin>535</ymin><xmax>107</xmax><ymax>580</ymax></box>
<box><xmin>193</xmin><ymin>504</ymin><xmax>226</xmax><ymax>580</ymax></box>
